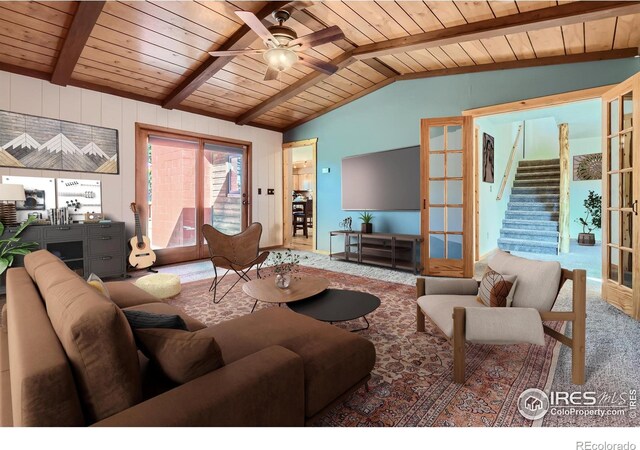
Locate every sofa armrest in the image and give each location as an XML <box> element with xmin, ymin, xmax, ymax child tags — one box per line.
<box><xmin>465</xmin><ymin>307</ymin><xmax>545</xmax><ymax>346</ymax></box>
<box><xmin>417</xmin><ymin>277</ymin><xmax>479</xmax><ymax>297</ymax></box>
<box><xmin>92</xmin><ymin>345</ymin><xmax>304</xmax><ymax>427</ymax></box>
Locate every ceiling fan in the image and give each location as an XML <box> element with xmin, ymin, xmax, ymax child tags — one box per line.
<box><xmin>209</xmin><ymin>9</ymin><xmax>345</xmax><ymax>81</ymax></box>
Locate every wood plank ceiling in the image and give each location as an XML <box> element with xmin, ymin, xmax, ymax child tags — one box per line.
<box><xmin>0</xmin><ymin>1</ymin><xmax>638</xmax><ymax>132</ymax></box>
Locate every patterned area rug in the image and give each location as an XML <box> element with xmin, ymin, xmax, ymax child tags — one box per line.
<box><xmin>167</xmin><ymin>266</ymin><xmax>563</xmax><ymax>427</ymax></box>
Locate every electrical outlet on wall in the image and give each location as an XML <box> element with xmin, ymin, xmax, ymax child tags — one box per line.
<box><xmin>267</xmin><ymin>188</ymin><xmax>274</xmax><ymax>195</ymax></box>
<box><xmin>258</xmin><ymin>188</ymin><xmax>262</xmax><ymax>195</ymax></box>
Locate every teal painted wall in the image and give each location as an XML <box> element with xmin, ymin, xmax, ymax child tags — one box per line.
<box><xmin>284</xmin><ymin>58</ymin><xmax>639</xmax><ymax>252</ymax></box>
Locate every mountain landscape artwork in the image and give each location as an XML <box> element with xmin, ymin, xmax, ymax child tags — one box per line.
<box><xmin>0</xmin><ymin>110</ymin><xmax>118</xmax><ymax>174</ymax></box>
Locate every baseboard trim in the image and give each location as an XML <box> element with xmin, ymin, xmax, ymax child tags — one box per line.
<box><xmin>479</xmin><ymin>247</ymin><xmax>499</xmax><ymax>261</ymax></box>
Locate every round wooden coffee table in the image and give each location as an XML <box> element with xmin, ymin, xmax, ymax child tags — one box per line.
<box><xmin>242</xmin><ymin>276</ymin><xmax>329</xmax><ymax>312</ymax></box>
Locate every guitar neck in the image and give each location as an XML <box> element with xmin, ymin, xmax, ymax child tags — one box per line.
<box><xmin>134</xmin><ymin>212</ymin><xmax>143</xmax><ymax>243</ymax></box>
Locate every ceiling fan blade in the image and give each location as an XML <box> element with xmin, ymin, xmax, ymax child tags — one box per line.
<box><xmin>264</xmin><ymin>66</ymin><xmax>280</xmax><ymax>81</ymax></box>
<box><xmin>209</xmin><ymin>49</ymin><xmax>265</xmax><ymax>57</ymax></box>
<box><xmin>235</xmin><ymin>11</ymin><xmax>278</xmax><ymax>47</ymax></box>
<box><xmin>297</xmin><ymin>55</ymin><xmax>339</xmax><ymax>76</ymax></box>
<box><xmin>288</xmin><ymin>26</ymin><xmax>345</xmax><ymax>50</ymax></box>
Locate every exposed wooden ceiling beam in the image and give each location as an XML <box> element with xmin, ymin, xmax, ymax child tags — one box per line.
<box><xmin>283</xmin><ymin>78</ymin><xmax>396</xmax><ymax>131</ymax></box>
<box><xmin>395</xmin><ymin>48</ymin><xmax>638</xmax><ymax>81</ymax></box>
<box><xmin>352</xmin><ymin>1</ymin><xmax>640</xmax><ymax>60</ymax></box>
<box><xmin>235</xmin><ymin>52</ymin><xmax>355</xmax><ymax>125</ymax></box>
<box><xmin>162</xmin><ymin>1</ymin><xmax>289</xmax><ymax>110</ymax></box>
<box><xmin>293</xmin><ymin>8</ymin><xmax>399</xmax><ymax>78</ymax></box>
<box><xmin>51</xmin><ymin>1</ymin><xmax>105</xmax><ymax>86</ymax></box>
<box><xmin>283</xmin><ymin>48</ymin><xmax>637</xmax><ymax>131</ymax></box>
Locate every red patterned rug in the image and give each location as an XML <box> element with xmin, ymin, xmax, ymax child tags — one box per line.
<box><xmin>167</xmin><ymin>266</ymin><xmax>563</xmax><ymax>427</ymax></box>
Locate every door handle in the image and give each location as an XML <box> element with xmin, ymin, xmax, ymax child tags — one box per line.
<box><xmin>633</xmin><ymin>200</ymin><xmax>638</xmax><ymax>216</ymax></box>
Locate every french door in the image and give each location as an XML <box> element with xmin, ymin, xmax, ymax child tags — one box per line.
<box><xmin>602</xmin><ymin>74</ymin><xmax>640</xmax><ymax>320</ymax></box>
<box><xmin>420</xmin><ymin>116</ymin><xmax>474</xmax><ymax>277</ymax></box>
<box><xmin>136</xmin><ymin>125</ymin><xmax>251</xmax><ymax>266</ymax></box>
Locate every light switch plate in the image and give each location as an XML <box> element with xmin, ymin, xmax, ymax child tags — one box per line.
<box><xmin>322</xmin><ymin>167</ymin><xmax>330</xmax><ymax>174</ymax></box>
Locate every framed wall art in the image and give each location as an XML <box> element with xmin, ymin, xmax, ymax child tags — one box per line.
<box><xmin>0</xmin><ymin>110</ymin><xmax>119</xmax><ymax>174</ymax></box>
<box><xmin>573</xmin><ymin>153</ymin><xmax>602</xmax><ymax>181</ymax></box>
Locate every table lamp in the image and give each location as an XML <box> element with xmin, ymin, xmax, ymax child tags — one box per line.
<box><xmin>0</xmin><ymin>184</ymin><xmax>25</xmax><ymax>226</ymax></box>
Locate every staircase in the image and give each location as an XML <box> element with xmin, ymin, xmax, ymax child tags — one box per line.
<box><xmin>498</xmin><ymin>158</ymin><xmax>560</xmax><ymax>255</ymax></box>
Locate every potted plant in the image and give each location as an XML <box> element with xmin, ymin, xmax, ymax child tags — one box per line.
<box><xmin>576</xmin><ymin>190</ymin><xmax>601</xmax><ymax>246</ymax></box>
<box><xmin>268</xmin><ymin>249</ymin><xmax>305</xmax><ymax>289</ymax></box>
<box><xmin>0</xmin><ymin>216</ymin><xmax>39</xmax><ymax>279</ymax></box>
<box><xmin>359</xmin><ymin>211</ymin><xmax>374</xmax><ymax>234</ymax></box>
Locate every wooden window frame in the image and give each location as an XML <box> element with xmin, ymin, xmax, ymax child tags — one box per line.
<box><xmin>135</xmin><ymin>123</ymin><xmax>252</xmax><ymax>266</ymax></box>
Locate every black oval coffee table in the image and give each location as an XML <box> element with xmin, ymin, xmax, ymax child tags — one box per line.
<box><xmin>287</xmin><ymin>289</ymin><xmax>380</xmax><ymax>332</ymax></box>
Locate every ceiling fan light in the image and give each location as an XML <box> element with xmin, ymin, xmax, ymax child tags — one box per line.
<box><xmin>264</xmin><ymin>48</ymin><xmax>298</xmax><ymax>72</ymax></box>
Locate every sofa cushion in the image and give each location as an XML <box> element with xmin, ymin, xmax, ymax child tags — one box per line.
<box><xmin>488</xmin><ymin>250</ymin><xmax>561</xmax><ymax>311</ymax></box>
<box><xmin>23</xmin><ymin>251</ymin><xmax>142</xmax><ymax>423</ymax></box>
<box><xmin>134</xmin><ymin>328</ymin><xmax>224</xmax><ymax>384</ymax></box>
<box><xmin>465</xmin><ymin>307</ymin><xmax>545</xmax><ymax>345</ymax></box>
<box><xmin>104</xmin><ymin>281</ymin><xmax>162</xmax><ymax>308</ymax></box>
<box><xmin>417</xmin><ymin>294</ymin><xmax>482</xmax><ymax>338</ymax></box>
<box><xmin>5</xmin><ymin>267</ymin><xmax>84</xmax><ymax>426</ymax></box>
<box><xmin>208</xmin><ymin>307</ymin><xmax>375</xmax><ymax>418</ymax></box>
<box><xmin>124</xmin><ymin>303</ymin><xmax>206</xmax><ymax>332</ymax></box>
<box><xmin>87</xmin><ymin>273</ymin><xmax>110</xmax><ymax>299</ymax></box>
<box><xmin>124</xmin><ymin>310</ymin><xmax>188</xmax><ymax>331</ymax></box>
<box><xmin>477</xmin><ymin>267</ymin><xmax>517</xmax><ymax>307</ymax></box>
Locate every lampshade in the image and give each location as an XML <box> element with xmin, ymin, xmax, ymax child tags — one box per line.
<box><xmin>263</xmin><ymin>48</ymin><xmax>298</xmax><ymax>72</ymax></box>
<box><xmin>0</xmin><ymin>184</ymin><xmax>25</xmax><ymax>201</ymax></box>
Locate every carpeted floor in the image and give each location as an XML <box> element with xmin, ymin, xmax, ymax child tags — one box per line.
<box><xmin>155</xmin><ymin>251</ymin><xmax>640</xmax><ymax>427</ymax></box>
<box><xmin>167</xmin><ymin>265</ymin><xmax>565</xmax><ymax>427</ymax></box>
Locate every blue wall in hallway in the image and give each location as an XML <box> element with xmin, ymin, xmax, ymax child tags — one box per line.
<box><xmin>284</xmin><ymin>58</ymin><xmax>639</xmax><ymax>252</ymax></box>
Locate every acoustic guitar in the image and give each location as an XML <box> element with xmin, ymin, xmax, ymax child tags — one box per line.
<box><xmin>128</xmin><ymin>202</ymin><xmax>156</xmax><ymax>269</ymax></box>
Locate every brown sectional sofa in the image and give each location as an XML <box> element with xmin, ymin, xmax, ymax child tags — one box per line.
<box><xmin>0</xmin><ymin>250</ymin><xmax>376</xmax><ymax>426</ymax></box>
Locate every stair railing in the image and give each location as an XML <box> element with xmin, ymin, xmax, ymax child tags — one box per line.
<box><xmin>496</xmin><ymin>123</ymin><xmax>524</xmax><ymax>201</ymax></box>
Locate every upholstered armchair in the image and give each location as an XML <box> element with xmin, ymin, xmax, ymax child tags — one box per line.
<box><xmin>416</xmin><ymin>250</ymin><xmax>586</xmax><ymax>384</ymax></box>
<box><xmin>202</xmin><ymin>223</ymin><xmax>270</xmax><ymax>303</ymax></box>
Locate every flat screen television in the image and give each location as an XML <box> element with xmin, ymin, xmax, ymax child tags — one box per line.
<box><xmin>342</xmin><ymin>146</ymin><xmax>420</xmax><ymax>211</ymax></box>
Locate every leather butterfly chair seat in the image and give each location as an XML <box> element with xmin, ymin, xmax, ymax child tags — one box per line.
<box><xmin>202</xmin><ymin>223</ymin><xmax>270</xmax><ymax>303</ymax></box>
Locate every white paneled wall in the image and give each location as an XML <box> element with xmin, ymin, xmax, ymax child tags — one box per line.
<box><xmin>0</xmin><ymin>71</ymin><xmax>283</xmax><ymax>247</ymax></box>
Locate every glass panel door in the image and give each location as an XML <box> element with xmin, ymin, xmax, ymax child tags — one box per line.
<box><xmin>147</xmin><ymin>135</ymin><xmax>198</xmax><ymax>251</ymax></box>
<box><xmin>136</xmin><ymin>127</ymin><xmax>252</xmax><ymax>266</ymax></box>
<box><xmin>421</xmin><ymin>117</ymin><xmax>473</xmax><ymax>277</ymax></box>
<box><xmin>602</xmin><ymin>74</ymin><xmax>640</xmax><ymax>320</ymax></box>
<box><xmin>200</xmin><ymin>142</ymin><xmax>248</xmax><ymax>256</ymax></box>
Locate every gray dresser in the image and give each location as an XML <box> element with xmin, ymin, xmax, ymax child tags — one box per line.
<box><xmin>0</xmin><ymin>222</ymin><xmax>127</xmax><ymax>294</ymax></box>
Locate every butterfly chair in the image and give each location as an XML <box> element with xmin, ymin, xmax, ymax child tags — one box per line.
<box><xmin>202</xmin><ymin>223</ymin><xmax>270</xmax><ymax>304</ymax></box>
<box><xmin>416</xmin><ymin>250</ymin><xmax>587</xmax><ymax>385</ymax></box>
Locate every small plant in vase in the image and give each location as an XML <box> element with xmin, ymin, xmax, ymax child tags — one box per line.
<box><xmin>268</xmin><ymin>249</ymin><xmax>305</xmax><ymax>289</ymax></box>
<box><xmin>359</xmin><ymin>211</ymin><xmax>374</xmax><ymax>234</ymax></box>
<box><xmin>576</xmin><ymin>190</ymin><xmax>601</xmax><ymax>246</ymax></box>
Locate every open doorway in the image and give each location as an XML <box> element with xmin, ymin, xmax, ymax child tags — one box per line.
<box><xmin>466</xmin><ymin>90</ymin><xmax>607</xmax><ymax>281</ymax></box>
<box><xmin>283</xmin><ymin>139</ymin><xmax>317</xmax><ymax>251</ymax></box>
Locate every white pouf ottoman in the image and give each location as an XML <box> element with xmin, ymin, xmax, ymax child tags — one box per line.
<box><xmin>135</xmin><ymin>273</ymin><xmax>181</xmax><ymax>300</ymax></box>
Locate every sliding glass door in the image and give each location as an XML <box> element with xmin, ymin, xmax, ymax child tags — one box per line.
<box><xmin>136</xmin><ymin>126</ymin><xmax>251</xmax><ymax>265</ymax></box>
<box><xmin>200</xmin><ymin>143</ymin><xmax>247</xmax><ymax>257</ymax></box>
<box><xmin>147</xmin><ymin>135</ymin><xmax>198</xmax><ymax>254</ymax></box>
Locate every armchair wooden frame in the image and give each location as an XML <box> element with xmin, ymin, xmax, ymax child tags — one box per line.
<box><xmin>416</xmin><ymin>268</ymin><xmax>587</xmax><ymax>385</ymax></box>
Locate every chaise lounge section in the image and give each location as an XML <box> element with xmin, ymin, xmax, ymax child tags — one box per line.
<box><xmin>0</xmin><ymin>250</ymin><xmax>376</xmax><ymax>427</ymax></box>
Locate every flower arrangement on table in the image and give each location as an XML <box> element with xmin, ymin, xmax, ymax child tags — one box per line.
<box><xmin>267</xmin><ymin>249</ymin><xmax>307</xmax><ymax>289</ymax></box>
